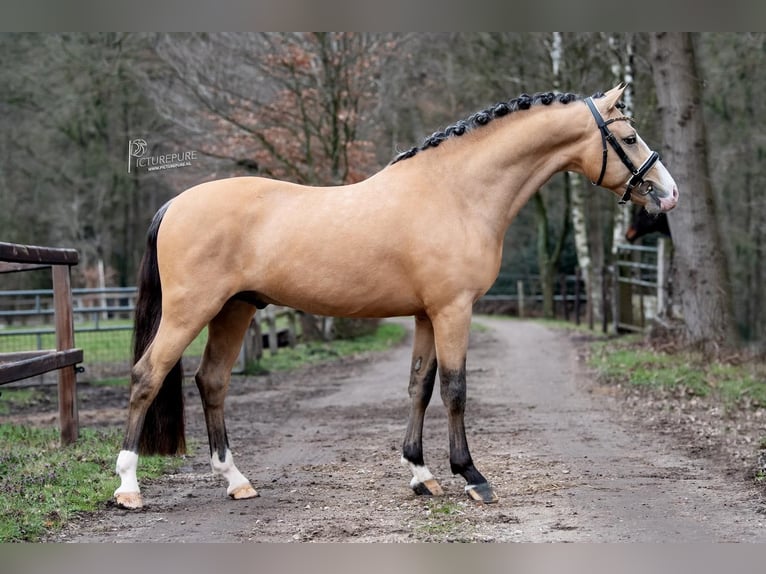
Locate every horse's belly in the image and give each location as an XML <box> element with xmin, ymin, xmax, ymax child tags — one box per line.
<box><xmin>256</xmin><ymin>265</ymin><xmax>422</xmax><ymax>318</ymax></box>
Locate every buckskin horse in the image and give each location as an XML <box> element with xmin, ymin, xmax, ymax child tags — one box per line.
<box><xmin>114</xmin><ymin>83</ymin><xmax>678</xmax><ymax>508</ymax></box>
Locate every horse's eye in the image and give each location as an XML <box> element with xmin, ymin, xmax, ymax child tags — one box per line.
<box><xmin>623</xmin><ymin>134</ymin><xmax>637</xmax><ymax>145</ymax></box>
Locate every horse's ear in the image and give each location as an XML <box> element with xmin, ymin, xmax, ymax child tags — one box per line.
<box><xmin>601</xmin><ymin>82</ymin><xmax>628</xmax><ymax>112</ymax></box>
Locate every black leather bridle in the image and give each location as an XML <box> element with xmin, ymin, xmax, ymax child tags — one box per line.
<box><xmin>585</xmin><ymin>97</ymin><xmax>660</xmax><ymax>205</ymax></box>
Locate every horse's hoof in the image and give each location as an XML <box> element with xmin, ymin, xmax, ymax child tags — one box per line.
<box><xmin>465</xmin><ymin>482</ymin><xmax>499</xmax><ymax>504</ymax></box>
<box><xmin>115</xmin><ymin>491</ymin><xmax>143</xmax><ymax>509</ymax></box>
<box><xmin>411</xmin><ymin>478</ymin><xmax>444</xmax><ymax>497</ymax></box>
<box><xmin>229</xmin><ymin>483</ymin><xmax>259</xmax><ymax>500</ymax></box>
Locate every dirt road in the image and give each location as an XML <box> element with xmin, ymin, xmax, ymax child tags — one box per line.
<box><xmin>50</xmin><ymin>317</ymin><xmax>766</xmax><ymax>542</ymax></box>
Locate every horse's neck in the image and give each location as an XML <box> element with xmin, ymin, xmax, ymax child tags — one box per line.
<box><xmin>417</xmin><ymin>103</ymin><xmax>588</xmax><ymax>239</ymax></box>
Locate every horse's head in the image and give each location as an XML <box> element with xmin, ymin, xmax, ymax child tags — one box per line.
<box><xmin>582</xmin><ymin>83</ymin><xmax>678</xmax><ymax>214</ymax></box>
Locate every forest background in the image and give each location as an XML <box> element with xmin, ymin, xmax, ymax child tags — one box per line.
<box><xmin>0</xmin><ymin>32</ymin><xmax>762</xmax><ymax>351</ymax></box>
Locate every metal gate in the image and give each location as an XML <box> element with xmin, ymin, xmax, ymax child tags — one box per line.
<box><xmin>612</xmin><ymin>238</ymin><xmax>671</xmax><ymax>332</ymax></box>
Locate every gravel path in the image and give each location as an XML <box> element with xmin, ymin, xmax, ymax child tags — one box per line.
<box><xmin>48</xmin><ymin>317</ymin><xmax>766</xmax><ymax>542</ymax></box>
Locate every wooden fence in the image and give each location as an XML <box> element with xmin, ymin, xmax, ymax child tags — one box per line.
<box><xmin>0</xmin><ymin>281</ymin><xmax>299</xmax><ymax>379</ymax></box>
<box><xmin>237</xmin><ymin>306</ymin><xmax>298</xmax><ymax>371</ymax></box>
<box><xmin>476</xmin><ymin>272</ymin><xmax>588</xmax><ymax>324</ymax></box>
<box><xmin>0</xmin><ymin>242</ymin><xmax>82</xmax><ymax>444</ymax></box>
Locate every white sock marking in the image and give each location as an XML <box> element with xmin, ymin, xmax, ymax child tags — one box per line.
<box><xmin>114</xmin><ymin>450</ymin><xmax>140</xmax><ymax>495</ymax></box>
<box><xmin>211</xmin><ymin>449</ymin><xmax>251</xmax><ymax>495</ymax></box>
<box><xmin>401</xmin><ymin>456</ymin><xmax>435</xmax><ymax>487</ymax></box>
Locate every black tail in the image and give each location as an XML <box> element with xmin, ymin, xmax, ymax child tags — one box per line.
<box><xmin>132</xmin><ymin>201</ymin><xmax>186</xmax><ymax>455</ymax></box>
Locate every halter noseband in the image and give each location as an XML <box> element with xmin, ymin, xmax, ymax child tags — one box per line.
<box><xmin>585</xmin><ymin>97</ymin><xmax>660</xmax><ymax>205</ymax></box>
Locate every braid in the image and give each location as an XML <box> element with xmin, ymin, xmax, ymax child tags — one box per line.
<box><xmin>391</xmin><ymin>90</ymin><xmax>581</xmax><ymax>164</ymax></box>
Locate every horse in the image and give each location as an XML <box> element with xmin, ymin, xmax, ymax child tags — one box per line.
<box><xmin>625</xmin><ymin>207</ymin><xmax>672</xmax><ymax>243</ymax></box>
<box><xmin>114</xmin><ymin>83</ymin><xmax>678</xmax><ymax>509</ymax></box>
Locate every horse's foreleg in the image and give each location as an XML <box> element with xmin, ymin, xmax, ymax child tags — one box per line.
<box><xmin>196</xmin><ymin>300</ymin><xmax>258</xmax><ymax>500</ymax></box>
<box><xmin>401</xmin><ymin>315</ymin><xmax>442</xmax><ymax>496</ymax></box>
<box><xmin>432</xmin><ymin>303</ymin><xmax>498</xmax><ymax>504</ymax></box>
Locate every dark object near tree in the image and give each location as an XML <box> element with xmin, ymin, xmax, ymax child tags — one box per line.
<box><xmin>625</xmin><ymin>209</ymin><xmax>671</xmax><ymax>243</ymax></box>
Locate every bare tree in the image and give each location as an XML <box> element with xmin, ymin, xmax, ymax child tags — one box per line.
<box><xmin>0</xmin><ymin>33</ymin><xmax>170</xmax><ymax>286</ymax></box>
<box><xmin>697</xmin><ymin>33</ymin><xmax>766</xmax><ymax>343</ymax></box>
<box><xmin>650</xmin><ymin>32</ymin><xmax>739</xmax><ymax>353</ymax></box>
<box><xmin>146</xmin><ymin>33</ymin><xmax>394</xmax><ymax>186</ymax></box>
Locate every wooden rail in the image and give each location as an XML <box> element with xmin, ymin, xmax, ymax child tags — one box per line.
<box><xmin>239</xmin><ymin>306</ymin><xmax>297</xmax><ymax>370</ymax></box>
<box><xmin>0</xmin><ymin>241</ymin><xmax>82</xmax><ymax>444</ymax></box>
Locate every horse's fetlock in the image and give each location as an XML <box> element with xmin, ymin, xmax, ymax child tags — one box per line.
<box><xmin>402</xmin><ymin>443</ymin><xmax>424</xmax><ymax>467</ymax></box>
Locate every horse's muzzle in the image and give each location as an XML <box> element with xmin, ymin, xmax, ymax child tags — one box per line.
<box><xmin>656</xmin><ymin>184</ymin><xmax>679</xmax><ymax>212</ymax></box>
<box><xmin>641</xmin><ymin>181</ymin><xmax>678</xmax><ymax>213</ymax></box>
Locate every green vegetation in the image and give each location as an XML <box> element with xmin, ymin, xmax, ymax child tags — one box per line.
<box><xmin>0</xmin><ymin>425</ymin><xmax>180</xmax><ymax>542</ymax></box>
<box><xmin>0</xmin><ymin>388</ymin><xmax>47</xmax><ymax>415</ymax></box>
<box><xmin>0</xmin><ymin>320</ymin><xmax>208</xmax><ymax>364</ymax></box>
<box><xmin>414</xmin><ymin>499</ymin><xmax>468</xmax><ymax>538</ymax></box>
<box><xmin>244</xmin><ymin>321</ymin><xmax>406</xmax><ymax>374</ymax></box>
<box><xmin>588</xmin><ymin>336</ymin><xmax>766</xmax><ymax>410</ymax></box>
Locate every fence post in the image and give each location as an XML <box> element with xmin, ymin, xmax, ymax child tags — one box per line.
<box><xmin>601</xmin><ymin>264</ymin><xmax>608</xmax><ymax>334</ymax></box>
<box><xmin>244</xmin><ymin>316</ymin><xmax>264</xmax><ymax>367</ymax></box>
<box><xmin>517</xmin><ymin>280</ymin><xmax>525</xmax><ymax>318</ymax></box>
<box><xmin>264</xmin><ymin>307</ymin><xmax>279</xmax><ymax>355</ymax></box>
<box><xmin>657</xmin><ymin>238</ymin><xmax>670</xmax><ymax>317</ymax></box>
<box><xmin>574</xmin><ymin>267</ymin><xmax>581</xmax><ymax>326</ymax></box>
<box><xmin>611</xmin><ymin>262</ymin><xmax>620</xmax><ymax>334</ymax></box>
<box><xmin>286</xmin><ymin>309</ymin><xmax>297</xmax><ymax>347</ymax></box>
<box><xmin>52</xmin><ymin>265</ymin><xmax>78</xmax><ymax>445</ymax></box>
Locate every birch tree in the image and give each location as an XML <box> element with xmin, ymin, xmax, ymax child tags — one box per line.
<box><xmin>564</xmin><ymin>32</ymin><xmax>602</xmax><ymax>327</ymax></box>
<box><xmin>608</xmin><ymin>33</ymin><xmax>636</xmax><ymax>250</ymax></box>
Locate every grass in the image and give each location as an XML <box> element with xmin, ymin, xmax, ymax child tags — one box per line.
<box><xmin>0</xmin><ymin>425</ymin><xmax>181</xmax><ymax>542</ymax></box>
<box><xmin>0</xmin><ymin>388</ymin><xmax>47</xmax><ymax>415</ymax></box>
<box><xmin>414</xmin><ymin>499</ymin><xmax>468</xmax><ymax>538</ymax></box>
<box><xmin>244</xmin><ymin>322</ymin><xmax>407</xmax><ymax>374</ymax></box>
<box><xmin>588</xmin><ymin>336</ymin><xmax>766</xmax><ymax>410</ymax></box>
<box><xmin>0</xmin><ymin>320</ymin><xmax>208</xmax><ymax>364</ymax></box>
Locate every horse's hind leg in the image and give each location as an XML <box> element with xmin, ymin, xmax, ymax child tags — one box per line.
<box><xmin>115</xmin><ymin>318</ymin><xmax>203</xmax><ymax>509</ymax></box>
<box><xmin>401</xmin><ymin>314</ymin><xmax>442</xmax><ymax>496</ymax></box>
<box><xmin>195</xmin><ymin>299</ymin><xmax>259</xmax><ymax>500</ymax></box>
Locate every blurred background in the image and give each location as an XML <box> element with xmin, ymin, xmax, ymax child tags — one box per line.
<box><xmin>0</xmin><ymin>33</ymin><xmax>763</xmax><ymax>358</ymax></box>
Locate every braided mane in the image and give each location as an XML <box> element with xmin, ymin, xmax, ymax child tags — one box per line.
<box><xmin>391</xmin><ymin>90</ymin><xmax>614</xmax><ymax>164</ymax></box>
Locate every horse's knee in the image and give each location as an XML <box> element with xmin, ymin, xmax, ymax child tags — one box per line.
<box><xmin>439</xmin><ymin>365</ymin><xmax>467</xmax><ymax>412</ymax></box>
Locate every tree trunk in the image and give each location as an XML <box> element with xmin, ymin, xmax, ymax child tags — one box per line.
<box><xmin>649</xmin><ymin>32</ymin><xmax>739</xmax><ymax>353</ymax></box>
<box><xmin>570</xmin><ymin>172</ymin><xmax>594</xmax><ymax>323</ymax></box>
<box><xmin>610</xmin><ymin>33</ymin><xmax>635</xmax><ymax>253</ymax></box>
<box><xmin>533</xmin><ymin>194</ymin><xmax>554</xmax><ymax>319</ymax></box>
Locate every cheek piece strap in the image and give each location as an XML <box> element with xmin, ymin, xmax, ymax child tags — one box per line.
<box><xmin>585</xmin><ymin>97</ymin><xmax>660</xmax><ymax>205</ymax></box>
